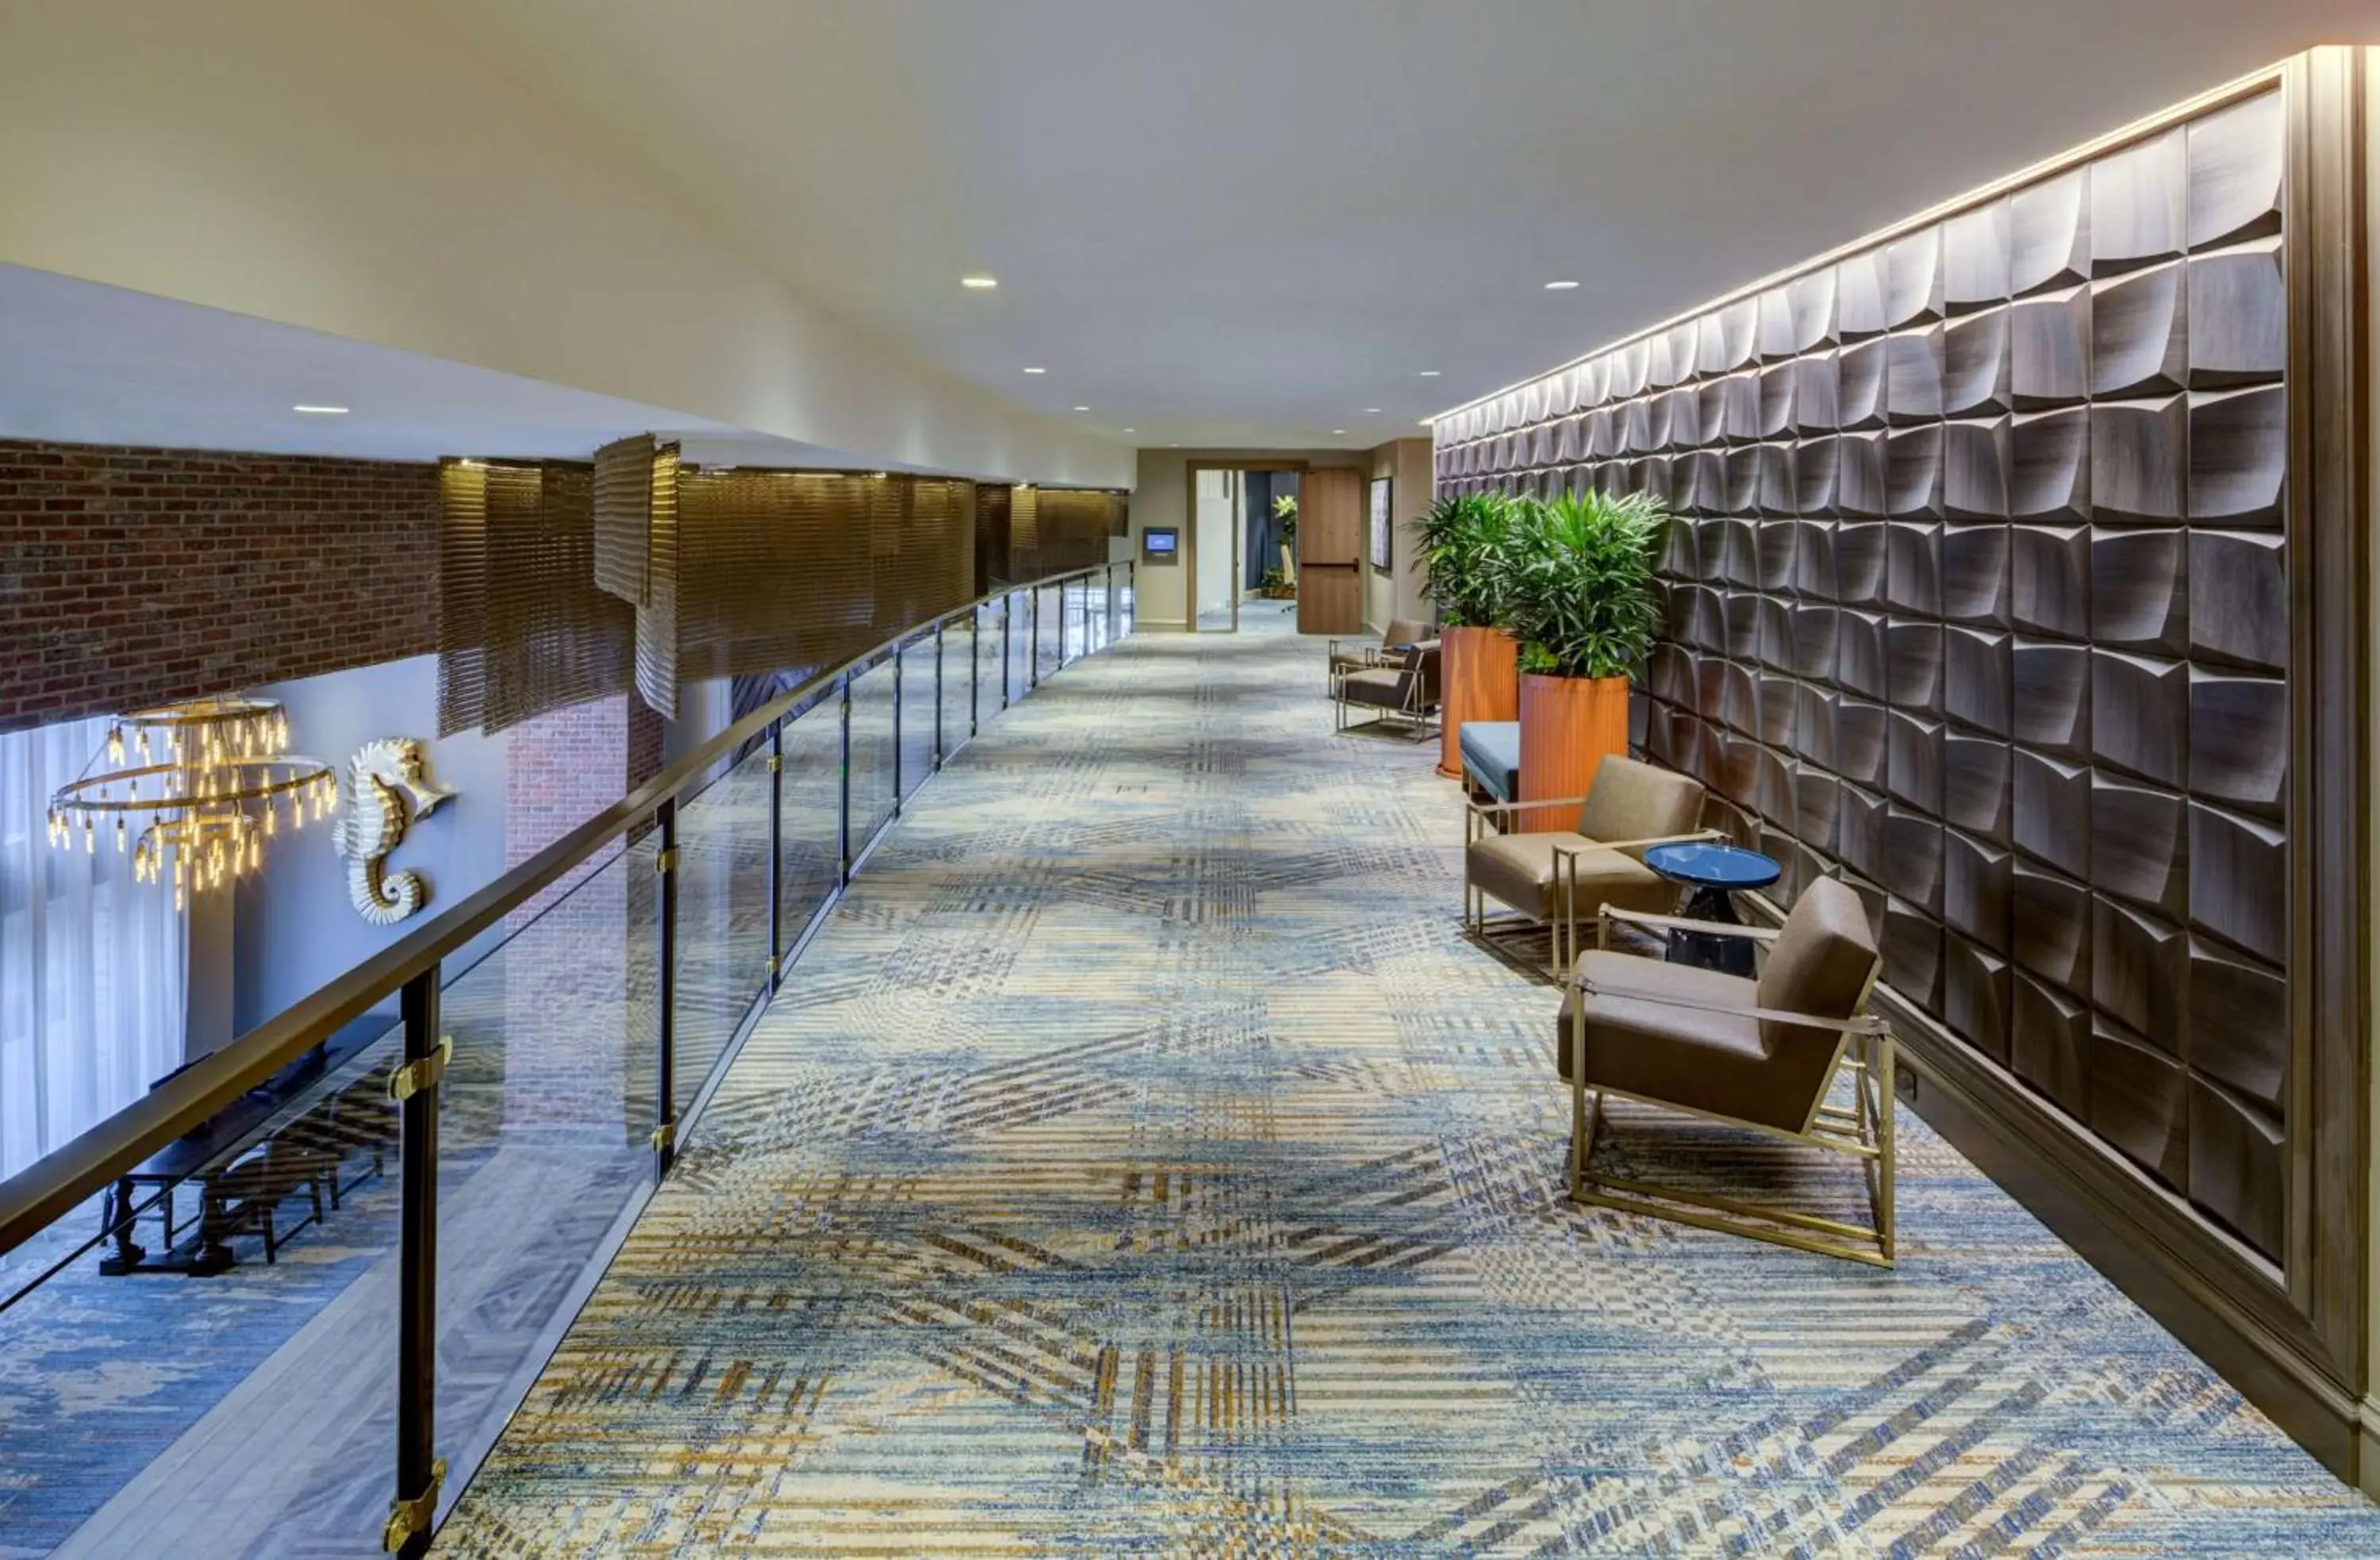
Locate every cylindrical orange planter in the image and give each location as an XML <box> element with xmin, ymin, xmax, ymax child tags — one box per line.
<box><xmin>1516</xmin><ymin>672</ymin><xmax>1630</xmax><ymax>832</ymax></box>
<box><xmin>1436</xmin><ymin>626</ymin><xmax>1520</xmax><ymax>780</ymax></box>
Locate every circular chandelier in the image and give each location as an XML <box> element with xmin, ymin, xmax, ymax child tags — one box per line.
<box><xmin>47</xmin><ymin>696</ymin><xmax>336</xmax><ymax>909</ymax></box>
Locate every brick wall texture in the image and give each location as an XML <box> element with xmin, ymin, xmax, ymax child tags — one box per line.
<box><xmin>0</xmin><ymin>439</ymin><xmax>441</xmax><ymax>732</ymax></box>
<box><xmin>505</xmin><ymin>692</ymin><xmax>635</xmax><ymax>925</ymax></box>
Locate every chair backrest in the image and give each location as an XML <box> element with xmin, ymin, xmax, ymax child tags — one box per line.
<box><xmin>1382</xmin><ymin>616</ymin><xmax>1426</xmax><ymax>648</ymax></box>
<box><xmin>1754</xmin><ymin>876</ymin><xmax>1879</xmax><ymax>1068</ymax></box>
<box><xmin>1395</xmin><ymin>639</ymin><xmax>1441</xmax><ymax>707</ymax></box>
<box><xmin>1573</xmin><ymin>754</ymin><xmax>1704</xmax><ymax>845</ymax></box>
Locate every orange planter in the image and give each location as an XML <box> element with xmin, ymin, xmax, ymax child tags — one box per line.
<box><xmin>1436</xmin><ymin>626</ymin><xmax>1520</xmax><ymax>780</ymax></box>
<box><xmin>1516</xmin><ymin>672</ymin><xmax>1630</xmax><ymax>832</ymax></box>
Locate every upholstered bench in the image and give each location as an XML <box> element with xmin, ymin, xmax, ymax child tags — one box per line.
<box><xmin>1459</xmin><ymin>720</ymin><xmax>1521</xmax><ymax>802</ymax></box>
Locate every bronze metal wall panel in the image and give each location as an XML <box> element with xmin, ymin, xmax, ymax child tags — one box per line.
<box><xmin>436</xmin><ymin>461</ymin><xmax>489</xmax><ymax>737</ymax></box>
<box><xmin>1437</xmin><ymin>86</ymin><xmax>2295</xmax><ymax>1264</ymax></box>
<box><xmin>438</xmin><ymin>458</ymin><xmax>631</xmax><ymax>736</ymax></box>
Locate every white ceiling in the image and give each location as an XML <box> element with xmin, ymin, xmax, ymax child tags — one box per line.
<box><xmin>416</xmin><ymin>0</ymin><xmax>2377</xmax><ymax>451</ymax></box>
<box><xmin>0</xmin><ymin>263</ymin><xmax>932</xmax><ymax>469</ymax></box>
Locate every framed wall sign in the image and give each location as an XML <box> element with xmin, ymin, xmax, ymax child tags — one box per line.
<box><xmin>1141</xmin><ymin>527</ymin><xmax>1180</xmax><ymax>564</ymax></box>
<box><xmin>1368</xmin><ymin>476</ymin><xmax>1392</xmax><ymax>573</ymax></box>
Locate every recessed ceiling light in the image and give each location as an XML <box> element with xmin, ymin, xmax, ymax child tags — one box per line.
<box><xmin>1073</xmin><ymin>405</ymin><xmax>1090</xmax><ymax>413</ymax></box>
<box><xmin>1123</xmin><ymin>427</ymin><xmax>1137</xmax><ymax>433</ymax></box>
<box><xmin>1417</xmin><ymin>370</ymin><xmax>1441</xmax><ymax>378</ymax></box>
<box><xmin>292</xmin><ymin>404</ymin><xmax>348</xmax><ymax>415</ymax></box>
<box><xmin>1363</xmin><ymin>407</ymin><xmax>1382</xmax><ymax>413</ymax></box>
<box><xmin>961</xmin><ymin>275</ymin><xmax>998</xmax><ymax>290</ymax></box>
<box><xmin>1333</xmin><ymin>428</ymin><xmax>1346</xmax><ymax>436</ymax></box>
<box><xmin>1023</xmin><ymin>366</ymin><xmax>1046</xmax><ymax>375</ymax></box>
<box><xmin>1544</xmin><ymin>280</ymin><xmax>1580</xmax><ymax>290</ymax></box>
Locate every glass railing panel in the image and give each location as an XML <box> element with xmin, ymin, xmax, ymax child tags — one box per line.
<box><xmin>974</xmin><ymin>599</ymin><xmax>1006</xmax><ymax>733</ymax></box>
<box><xmin>1006</xmin><ymin>590</ymin><xmax>1032</xmax><ymax>705</ymax></box>
<box><xmin>1119</xmin><ymin>565</ymin><xmax>1136</xmax><ymax>636</ymax></box>
<box><xmin>1072</xmin><ymin>578</ymin><xmax>1092</xmax><ymax>661</ymax></box>
<box><xmin>671</xmin><ymin>739</ymin><xmax>774</xmax><ymax>1115</ymax></box>
<box><xmin>1084</xmin><ymin>575</ymin><xmax>1109</xmax><ymax>655</ymax></box>
<box><xmin>777</xmin><ymin>697</ymin><xmax>841</xmax><ymax>960</ymax></box>
<box><xmin>1037</xmin><ymin>582</ymin><xmax>1065</xmax><ymax>683</ymax></box>
<box><xmin>896</xmin><ymin>633</ymin><xmax>935</xmax><ymax>806</ymax></box>
<box><xmin>846</xmin><ymin>658</ymin><xmax>897</xmax><ymax>857</ymax></box>
<box><xmin>0</xmin><ymin>1013</ymin><xmax>410</xmax><ymax>1557</ymax></box>
<box><xmin>941</xmin><ymin>612</ymin><xmax>977</xmax><ymax>761</ymax></box>
<box><xmin>420</xmin><ymin>840</ymin><xmax>657</xmax><ymax>1540</ymax></box>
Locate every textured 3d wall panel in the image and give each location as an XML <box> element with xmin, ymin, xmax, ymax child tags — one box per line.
<box><xmin>1436</xmin><ymin>89</ymin><xmax>2290</xmax><ymax>1261</ymax></box>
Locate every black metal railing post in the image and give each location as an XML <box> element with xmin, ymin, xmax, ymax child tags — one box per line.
<box><xmin>1030</xmin><ymin>588</ymin><xmax>1041</xmax><ymax>690</ymax></box>
<box><xmin>970</xmin><ymin>605</ymin><xmax>981</xmax><ymax>736</ymax></box>
<box><xmin>653</xmin><ymin>797</ymin><xmax>678</xmax><ymax>1179</ymax></box>
<box><xmin>838</xmin><ymin>674</ymin><xmax>854</xmax><ymax>883</ymax></box>
<box><xmin>933</xmin><ymin>621</ymin><xmax>946</xmax><ymax>770</ymax></box>
<box><xmin>1002</xmin><ymin>598</ymin><xmax>1013</xmax><ymax>710</ymax></box>
<box><xmin>890</xmin><ymin>643</ymin><xmax>904</xmax><ymax>813</ymax></box>
<box><xmin>766</xmin><ymin>722</ymin><xmax>783</xmax><ymax>988</ymax></box>
<box><xmin>386</xmin><ymin>966</ymin><xmax>445</xmax><ymax>1560</ymax></box>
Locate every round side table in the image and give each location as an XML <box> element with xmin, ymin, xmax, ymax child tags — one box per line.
<box><xmin>1640</xmin><ymin>842</ymin><xmax>1782</xmax><ymax>976</ymax></box>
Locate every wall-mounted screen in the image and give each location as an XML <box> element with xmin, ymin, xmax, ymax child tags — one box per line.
<box><xmin>1368</xmin><ymin>476</ymin><xmax>1392</xmax><ymax>573</ymax></box>
<box><xmin>1141</xmin><ymin>527</ymin><xmax>1179</xmax><ymax>563</ymax></box>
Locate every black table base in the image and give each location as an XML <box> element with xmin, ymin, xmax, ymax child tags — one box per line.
<box><xmin>1666</xmin><ymin>886</ymin><xmax>1758</xmax><ymax>978</ymax></box>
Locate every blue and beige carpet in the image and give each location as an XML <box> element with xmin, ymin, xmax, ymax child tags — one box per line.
<box><xmin>438</xmin><ymin>605</ymin><xmax>2380</xmax><ymax>1556</ymax></box>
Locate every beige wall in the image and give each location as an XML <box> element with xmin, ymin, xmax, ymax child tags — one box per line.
<box><xmin>1127</xmin><ymin>448</ymin><xmax>1372</xmax><ymax>628</ymax></box>
<box><xmin>1365</xmin><ymin>437</ymin><xmax>1436</xmax><ymax>633</ymax></box>
<box><xmin>0</xmin><ymin>0</ymin><xmax>1130</xmax><ymax>489</ymax></box>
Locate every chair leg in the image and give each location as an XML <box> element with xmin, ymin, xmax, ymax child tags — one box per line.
<box><xmin>1876</xmin><ymin>1036</ymin><xmax>1897</xmax><ymax>1262</ymax></box>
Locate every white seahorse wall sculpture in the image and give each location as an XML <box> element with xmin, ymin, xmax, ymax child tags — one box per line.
<box><xmin>329</xmin><ymin>738</ymin><xmax>456</xmax><ymax>925</ymax></box>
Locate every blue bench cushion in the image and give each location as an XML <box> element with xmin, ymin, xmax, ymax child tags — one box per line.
<box><xmin>1460</xmin><ymin>720</ymin><xmax>1521</xmax><ymax>803</ymax></box>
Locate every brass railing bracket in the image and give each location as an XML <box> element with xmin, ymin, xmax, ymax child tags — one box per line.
<box><xmin>654</xmin><ymin>847</ymin><xmax>679</xmax><ymax>874</ymax></box>
<box><xmin>382</xmin><ymin>1455</ymin><xmax>447</xmax><ymax>1551</ymax></box>
<box><xmin>386</xmin><ymin>1037</ymin><xmax>454</xmax><ymax>1105</ymax></box>
<box><xmin>651</xmin><ymin>1120</ymin><xmax>678</xmax><ymax>1152</ymax></box>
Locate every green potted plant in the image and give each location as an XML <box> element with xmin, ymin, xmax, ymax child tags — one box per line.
<box><xmin>1503</xmin><ymin>489</ymin><xmax>1665</xmax><ymax>830</ymax></box>
<box><xmin>1271</xmin><ymin>493</ymin><xmax>1299</xmax><ymax>592</ymax></box>
<box><xmin>1415</xmin><ymin>490</ymin><xmax>1526</xmax><ymax>780</ymax></box>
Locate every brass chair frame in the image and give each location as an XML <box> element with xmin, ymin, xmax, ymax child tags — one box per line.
<box><xmin>1565</xmin><ymin>904</ymin><xmax>1895</xmax><ymax>1267</ymax></box>
<box><xmin>1460</xmin><ymin>793</ymin><xmax>1717</xmax><ymax>976</ymax></box>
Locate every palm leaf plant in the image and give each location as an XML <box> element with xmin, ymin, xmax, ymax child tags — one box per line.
<box><xmin>1415</xmin><ymin>490</ymin><xmax>1526</xmax><ymax>628</ymax></box>
<box><xmin>1505</xmin><ymin>490</ymin><xmax>1665</xmax><ymax>680</ymax></box>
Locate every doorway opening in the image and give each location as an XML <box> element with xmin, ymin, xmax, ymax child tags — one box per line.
<box><xmin>1185</xmin><ymin>459</ymin><xmax>1307</xmax><ymax>633</ymax></box>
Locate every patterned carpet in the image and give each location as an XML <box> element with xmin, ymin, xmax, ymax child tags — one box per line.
<box><xmin>438</xmin><ymin>604</ymin><xmax>2380</xmax><ymax>1557</ymax></box>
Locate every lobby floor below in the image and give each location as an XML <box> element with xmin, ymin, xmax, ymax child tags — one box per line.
<box><xmin>440</xmin><ymin>609</ymin><xmax>2380</xmax><ymax>1556</ymax></box>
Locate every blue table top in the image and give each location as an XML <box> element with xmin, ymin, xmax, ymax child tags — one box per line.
<box><xmin>1641</xmin><ymin>842</ymin><xmax>1782</xmax><ymax>890</ymax></box>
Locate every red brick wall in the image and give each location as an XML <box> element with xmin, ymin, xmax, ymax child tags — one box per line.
<box><xmin>0</xmin><ymin>439</ymin><xmax>440</xmax><ymax>732</ymax></box>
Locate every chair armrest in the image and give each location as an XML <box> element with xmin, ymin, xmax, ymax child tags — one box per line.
<box><xmin>1551</xmin><ymin>828</ymin><xmax>1722</xmax><ymax>859</ymax></box>
<box><xmin>1597</xmin><ymin>905</ymin><xmax>1782</xmax><ymax>942</ymax></box>
<box><xmin>1572</xmin><ymin>975</ymin><xmax>1886</xmax><ymax>1036</ymax></box>
<box><xmin>1467</xmin><ymin>793</ymin><xmax>1591</xmax><ymax>820</ymax></box>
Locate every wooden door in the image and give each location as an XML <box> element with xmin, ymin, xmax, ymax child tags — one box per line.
<box><xmin>1296</xmin><ymin>468</ymin><xmax>1363</xmax><ymax>635</ymax></box>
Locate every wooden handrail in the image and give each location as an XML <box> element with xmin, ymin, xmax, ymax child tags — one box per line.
<box><xmin>0</xmin><ymin>563</ymin><xmax>1128</xmax><ymax>1257</ymax></box>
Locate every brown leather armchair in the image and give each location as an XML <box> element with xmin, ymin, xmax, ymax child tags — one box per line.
<box><xmin>1334</xmin><ymin>638</ymin><xmax>1440</xmax><ymax>740</ymax></box>
<box><xmin>1328</xmin><ymin>617</ymin><xmax>1428</xmax><ymax>694</ymax></box>
<box><xmin>1464</xmin><ymin>754</ymin><xmax>1714</xmax><ymax>974</ymax></box>
<box><xmin>1556</xmin><ymin>876</ymin><xmax>1894</xmax><ymax>1266</ymax></box>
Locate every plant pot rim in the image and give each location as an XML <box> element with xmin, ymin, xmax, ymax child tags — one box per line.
<box><xmin>1520</xmin><ymin>669</ymin><xmax>1631</xmax><ymax>686</ymax></box>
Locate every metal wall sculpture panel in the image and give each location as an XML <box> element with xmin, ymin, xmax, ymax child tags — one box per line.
<box><xmin>1434</xmin><ymin>87</ymin><xmax>2292</xmax><ymax>1262</ymax></box>
<box><xmin>458</xmin><ymin>449</ymin><xmax>983</xmax><ymax>728</ymax></box>
<box><xmin>438</xmin><ymin>458</ymin><xmax>633</xmax><ymax>737</ymax></box>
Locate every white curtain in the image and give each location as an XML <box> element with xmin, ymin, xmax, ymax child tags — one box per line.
<box><xmin>0</xmin><ymin>717</ymin><xmax>188</xmax><ymax>1179</ymax></box>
